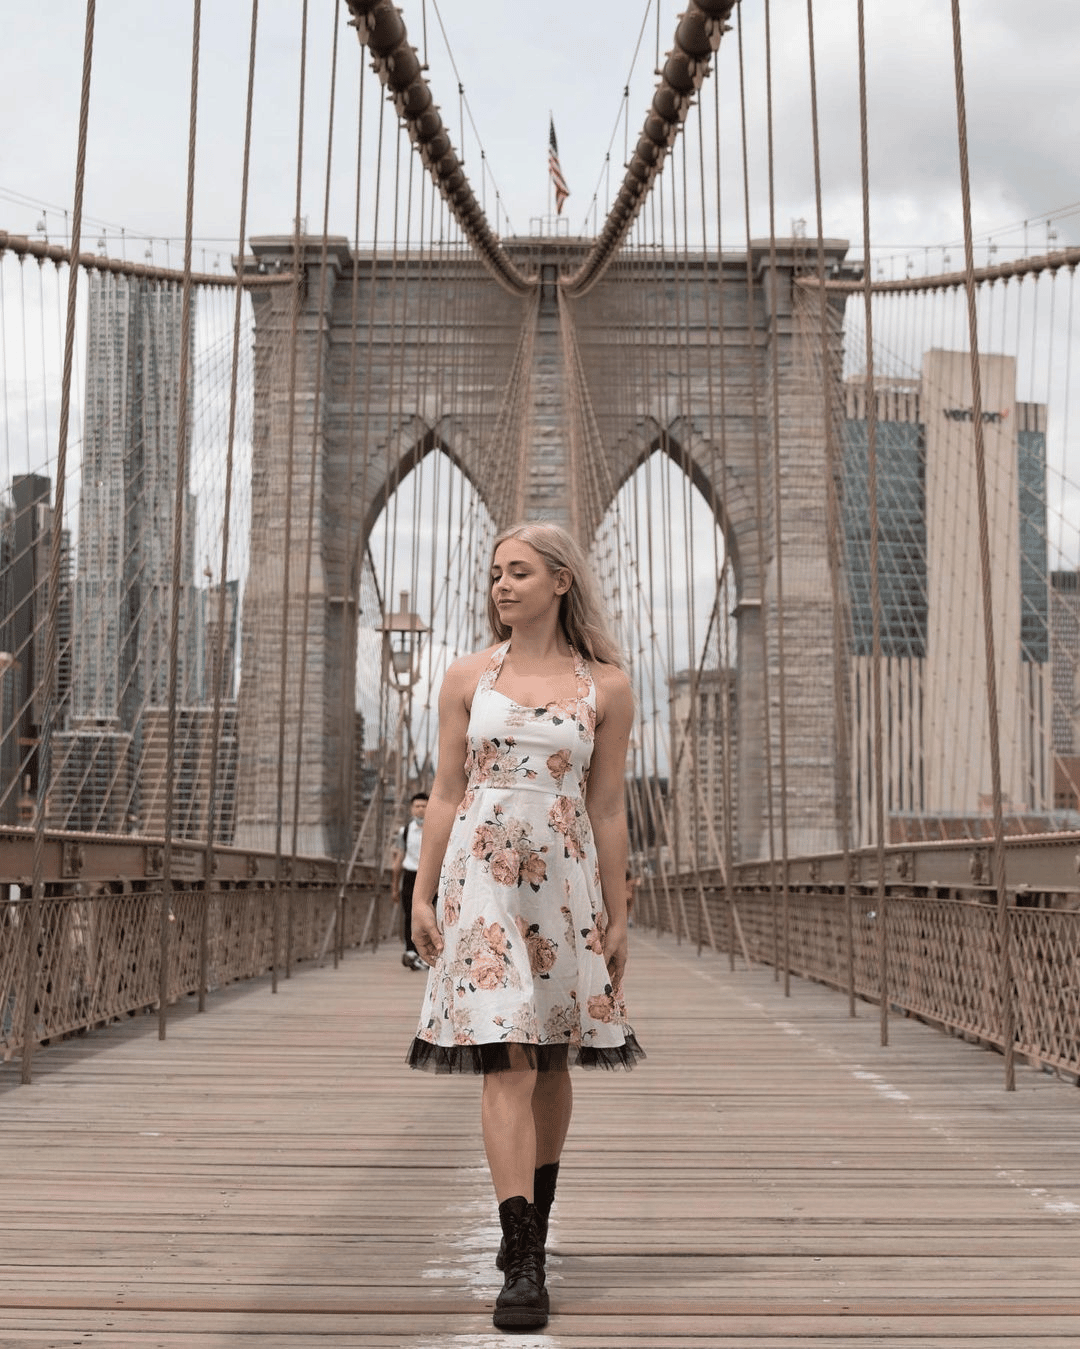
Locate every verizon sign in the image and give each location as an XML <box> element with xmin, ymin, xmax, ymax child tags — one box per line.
<box><xmin>943</xmin><ymin>407</ymin><xmax>1009</xmax><ymax>424</ymax></box>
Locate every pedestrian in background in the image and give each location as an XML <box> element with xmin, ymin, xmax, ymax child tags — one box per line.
<box><xmin>390</xmin><ymin>792</ymin><xmax>429</xmax><ymax>970</ymax></box>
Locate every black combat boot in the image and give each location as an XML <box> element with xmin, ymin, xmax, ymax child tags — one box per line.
<box><xmin>496</xmin><ymin>1161</ymin><xmax>560</xmax><ymax>1270</ymax></box>
<box><xmin>493</xmin><ymin>1195</ymin><xmax>549</xmax><ymax>1330</ymax></box>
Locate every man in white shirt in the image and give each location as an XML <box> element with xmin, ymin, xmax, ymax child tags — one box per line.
<box><xmin>390</xmin><ymin>792</ymin><xmax>428</xmax><ymax>970</ymax></box>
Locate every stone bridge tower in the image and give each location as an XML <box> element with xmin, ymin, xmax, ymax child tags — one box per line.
<box><xmin>235</xmin><ymin>234</ymin><xmax>851</xmax><ymax>861</ymax></box>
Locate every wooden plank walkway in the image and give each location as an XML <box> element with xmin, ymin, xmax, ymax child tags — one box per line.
<box><xmin>2</xmin><ymin>928</ymin><xmax>1079</xmax><ymax>1348</ymax></box>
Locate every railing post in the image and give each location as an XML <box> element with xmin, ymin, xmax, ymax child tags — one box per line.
<box><xmin>999</xmin><ymin>891</ymin><xmax>1015</xmax><ymax>1091</ymax></box>
<box><xmin>18</xmin><ymin>883</ymin><xmax>42</xmax><ymax>1084</ymax></box>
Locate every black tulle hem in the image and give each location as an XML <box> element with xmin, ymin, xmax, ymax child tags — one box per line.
<box><xmin>406</xmin><ymin>1030</ymin><xmax>646</xmax><ymax>1075</ymax></box>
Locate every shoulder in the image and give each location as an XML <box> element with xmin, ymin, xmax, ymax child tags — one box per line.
<box><xmin>440</xmin><ymin>644</ymin><xmax>501</xmax><ymax>706</ymax></box>
<box><xmin>591</xmin><ymin>660</ymin><xmax>633</xmax><ymax>724</ymax></box>
<box><xmin>591</xmin><ymin>660</ymin><xmax>631</xmax><ymax>699</ymax></box>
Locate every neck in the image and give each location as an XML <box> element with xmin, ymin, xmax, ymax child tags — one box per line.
<box><xmin>504</xmin><ymin>614</ymin><xmax>568</xmax><ymax>662</ymax></box>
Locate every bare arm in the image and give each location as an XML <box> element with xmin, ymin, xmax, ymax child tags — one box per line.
<box><xmin>585</xmin><ymin>663</ymin><xmax>634</xmax><ymax>991</ymax></box>
<box><xmin>409</xmin><ymin>654</ymin><xmax>480</xmax><ymax>966</ymax></box>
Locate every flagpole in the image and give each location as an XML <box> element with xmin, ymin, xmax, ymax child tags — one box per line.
<box><xmin>547</xmin><ymin>110</ymin><xmax>552</xmax><ymax>223</ymax></box>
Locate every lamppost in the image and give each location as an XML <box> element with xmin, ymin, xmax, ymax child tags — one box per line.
<box><xmin>376</xmin><ymin>591</ymin><xmax>429</xmax><ymax>811</ymax></box>
<box><xmin>329</xmin><ymin>592</ymin><xmax>430</xmax><ymax>959</ymax></box>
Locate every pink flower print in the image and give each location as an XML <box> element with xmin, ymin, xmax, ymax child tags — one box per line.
<box><xmin>471</xmin><ymin>951</ymin><xmax>506</xmax><ymax>990</ymax></box>
<box><xmin>516</xmin><ymin>917</ymin><xmax>558</xmax><ymax>977</ymax></box>
<box><xmin>543</xmin><ymin>996</ymin><xmax>580</xmax><ymax>1041</ymax></box>
<box><xmin>532</xmin><ymin>938</ymin><xmax>557</xmax><ymax>974</ymax></box>
<box><xmin>456</xmin><ymin>789</ymin><xmax>475</xmax><ymax>817</ymax></box>
<box><xmin>579</xmin><ymin>701</ymin><xmax>596</xmax><ymax>737</ymax></box>
<box><xmin>502</xmin><ymin>815</ymin><xmax>531</xmax><ymax>848</ymax></box>
<box><xmin>471</xmin><ymin>821</ymin><xmax>503</xmax><ymax>860</ymax></box>
<box><xmin>519</xmin><ymin>849</ymin><xmax>548</xmax><ymax>891</ymax></box>
<box><xmin>487</xmin><ymin>738</ymin><xmax>537</xmax><ymax>784</ymax></box>
<box><xmin>495</xmin><ymin>1005</ymin><xmax>541</xmax><ymax>1040</ymax></box>
<box><xmin>587</xmin><ymin>989</ymin><xmax>619</xmax><ymax>1023</ymax></box>
<box><xmin>546</xmin><ymin>748</ymin><xmax>573</xmax><ymax>787</ymax></box>
<box><xmin>442</xmin><ymin>889</ymin><xmax>460</xmax><ymax>927</ymax></box>
<box><xmin>549</xmin><ymin>794</ymin><xmax>586</xmax><ymax>860</ymax></box>
<box><xmin>580</xmin><ymin>919</ymin><xmax>604</xmax><ymax>956</ymax></box>
<box><xmin>484</xmin><ymin>921</ymin><xmax>510</xmax><ymax>956</ymax></box>
<box><xmin>475</xmin><ymin>738</ymin><xmax>500</xmax><ymax>781</ymax></box>
<box><xmin>453</xmin><ymin>1029</ymin><xmax>477</xmax><ymax>1045</ymax></box>
<box><xmin>548</xmin><ymin>794</ymin><xmax>577</xmax><ymax>833</ymax></box>
<box><xmin>489</xmin><ymin>847</ymin><xmax>521</xmax><ymax>887</ymax></box>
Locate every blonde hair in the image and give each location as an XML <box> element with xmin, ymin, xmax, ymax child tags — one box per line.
<box><xmin>486</xmin><ymin>521</ymin><xmax>625</xmax><ymax>670</ymax></box>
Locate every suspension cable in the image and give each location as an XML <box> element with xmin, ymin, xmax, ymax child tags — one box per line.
<box><xmin>949</xmin><ymin>0</ymin><xmax>1014</xmax><ymax>1089</ymax></box>
<box><xmin>22</xmin><ymin>0</ymin><xmax>98</xmax><ymax>1085</ymax></box>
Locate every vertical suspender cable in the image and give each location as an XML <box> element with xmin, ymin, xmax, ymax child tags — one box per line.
<box><xmin>707</xmin><ymin>79</ymin><xmax>742</xmax><ymax>970</ymax></box>
<box><xmin>334</xmin><ymin>55</ymin><xmax>369</xmax><ymax>961</ymax></box>
<box><xmin>658</xmin><ymin>170</ymin><xmax>692</xmax><ymax>943</ymax></box>
<box><xmin>201</xmin><ymin>0</ymin><xmax>260</xmax><ymax>1010</ymax></box>
<box><xmin>21</xmin><ymin>0</ymin><xmax>97</xmax><ymax>1085</ymax></box>
<box><xmin>805</xmin><ymin>0</ymin><xmax>856</xmax><ymax>1016</ymax></box>
<box><xmin>646</xmin><ymin>194</ymin><xmax>680</xmax><ymax>940</ymax></box>
<box><xmin>949</xmin><ymin>0</ymin><xmax>1013</xmax><ymax>1089</ymax></box>
<box><xmin>855</xmin><ymin>0</ymin><xmax>890</xmax><ymax>1046</ymax></box>
<box><xmin>762</xmin><ymin>0</ymin><xmax>793</xmax><ymax>994</ymax></box>
<box><xmin>288</xmin><ymin>0</ymin><xmax>343</xmax><ymax>978</ymax></box>
<box><xmin>353</xmin><ymin>92</ymin><xmax>388</xmax><ymax>918</ymax></box>
<box><xmin>677</xmin><ymin>136</ymin><xmax>717</xmax><ymax>955</ymax></box>
<box><xmin>160</xmin><ymin>0</ymin><xmax>202</xmax><ymax>1040</ymax></box>
<box><xmin>273</xmin><ymin>0</ymin><xmax>311</xmax><ymax>995</ymax></box>
<box><xmin>736</xmin><ymin>6</ymin><xmax>780</xmax><ymax>965</ymax></box>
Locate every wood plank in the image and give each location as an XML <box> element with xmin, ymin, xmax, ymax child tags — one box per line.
<box><xmin>1</xmin><ymin>930</ymin><xmax>1079</xmax><ymax>1346</ymax></box>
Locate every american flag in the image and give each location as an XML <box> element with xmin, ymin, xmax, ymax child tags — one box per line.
<box><xmin>548</xmin><ymin>116</ymin><xmax>570</xmax><ymax>215</ymax></box>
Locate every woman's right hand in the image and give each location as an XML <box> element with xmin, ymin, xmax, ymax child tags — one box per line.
<box><xmin>603</xmin><ymin>918</ymin><xmax>628</xmax><ymax>996</ymax></box>
<box><xmin>411</xmin><ymin>897</ymin><xmax>443</xmax><ymax>967</ymax></box>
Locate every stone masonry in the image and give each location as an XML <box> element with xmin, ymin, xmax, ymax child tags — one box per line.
<box><xmin>236</xmin><ymin>235</ymin><xmax>851</xmax><ymax>860</ymax></box>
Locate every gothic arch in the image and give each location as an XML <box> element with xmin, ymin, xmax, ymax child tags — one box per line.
<box><xmin>357</xmin><ymin>416</ymin><xmax>493</xmax><ymax>547</ymax></box>
<box><xmin>602</xmin><ymin>415</ymin><xmax>762</xmax><ymax>604</ymax></box>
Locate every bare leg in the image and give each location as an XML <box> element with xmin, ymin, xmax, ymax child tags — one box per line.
<box><xmin>533</xmin><ymin>1066</ymin><xmax>573</xmax><ymax>1166</ymax></box>
<box><xmin>482</xmin><ymin>1047</ymin><xmax>537</xmax><ymax>1202</ymax></box>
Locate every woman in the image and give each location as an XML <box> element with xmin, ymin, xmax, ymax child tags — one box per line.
<box><xmin>407</xmin><ymin>520</ymin><xmax>644</xmax><ymax>1330</ymax></box>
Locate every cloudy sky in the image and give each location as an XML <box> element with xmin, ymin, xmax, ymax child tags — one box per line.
<box><xmin>3</xmin><ymin>1</ymin><xmax>1078</xmax><ymax>270</ymax></box>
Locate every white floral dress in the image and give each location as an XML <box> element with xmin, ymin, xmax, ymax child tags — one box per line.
<box><xmin>407</xmin><ymin>641</ymin><xmax>644</xmax><ymax>1073</ymax></box>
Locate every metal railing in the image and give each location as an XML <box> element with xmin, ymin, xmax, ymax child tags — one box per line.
<box><xmin>646</xmin><ymin>834</ymin><xmax>1080</xmax><ymax>1084</ymax></box>
<box><xmin>1</xmin><ymin>829</ymin><xmax>394</xmax><ymax>1072</ymax></box>
<box><xmin>4</xmin><ymin>829</ymin><xmax>1079</xmax><ymax>1085</ymax></box>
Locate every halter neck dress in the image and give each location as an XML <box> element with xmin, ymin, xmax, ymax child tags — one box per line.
<box><xmin>407</xmin><ymin>641</ymin><xmax>644</xmax><ymax>1073</ymax></box>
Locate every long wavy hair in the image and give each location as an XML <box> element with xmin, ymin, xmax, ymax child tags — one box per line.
<box><xmin>486</xmin><ymin>521</ymin><xmax>625</xmax><ymax>670</ymax></box>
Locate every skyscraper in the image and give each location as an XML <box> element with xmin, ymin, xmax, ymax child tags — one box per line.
<box><xmin>72</xmin><ymin>272</ymin><xmax>197</xmax><ymax>722</ymax></box>
<box><xmin>842</xmin><ymin>349</ymin><xmax>1052</xmax><ymax>843</ymax></box>
<box><xmin>0</xmin><ymin>475</ymin><xmax>72</xmax><ymax>826</ymax></box>
<box><xmin>57</xmin><ymin>273</ymin><xmax>201</xmax><ymax>831</ymax></box>
<box><xmin>1050</xmin><ymin>569</ymin><xmax>1080</xmax><ymax>812</ymax></box>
